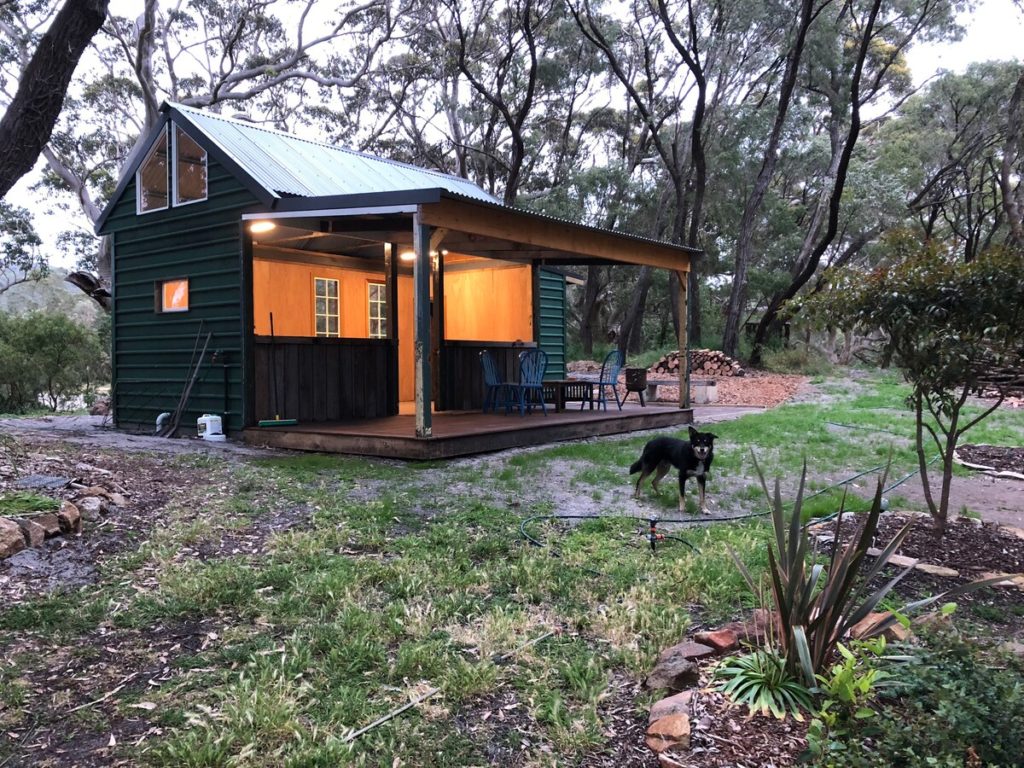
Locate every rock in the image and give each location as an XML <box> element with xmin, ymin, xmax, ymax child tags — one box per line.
<box><xmin>33</xmin><ymin>513</ymin><xmax>63</xmax><ymax>538</ymax></box>
<box><xmin>694</xmin><ymin>628</ymin><xmax>739</xmax><ymax>653</ymax></box>
<box><xmin>999</xmin><ymin>641</ymin><xmax>1024</xmax><ymax>657</ymax></box>
<box><xmin>914</xmin><ymin>562</ymin><xmax>959</xmax><ymax>578</ymax></box>
<box><xmin>0</xmin><ymin>518</ymin><xmax>26</xmax><ymax>558</ymax></box>
<box><xmin>89</xmin><ymin>397</ymin><xmax>111</xmax><ymax>416</ymax></box>
<box><xmin>674</xmin><ymin>641</ymin><xmax>716</xmax><ymax>660</ymax></box>
<box><xmin>645</xmin><ymin>713</ymin><xmax>691</xmax><ymax>754</ymax></box>
<box><xmin>77</xmin><ymin>486</ymin><xmax>126</xmax><ymax>508</ymax></box>
<box><xmin>76</xmin><ymin>496</ymin><xmax>105</xmax><ymax>521</ymax></box>
<box><xmin>646</xmin><ymin>645</ymin><xmax>701</xmax><ymax>692</ymax></box>
<box><xmin>849</xmin><ymin>611</ymin><xmax>909</xmax><ymax>642</ymax></box>
<box><xmin>719</xmin><ymin>608</ymin><xmax>773</xmax><ymax>644</ymax></box>
<box><xmin>58</xmin><ymin>501</ymin><xmax>82</xmax><ymax>534</ymax></box>
<box><xmin>18</xmin><ymin>518</ymin><xmax>46</xmax><ymax>547</ymax></box>
<box><xmin>649</xmin><ymin>690</ymin><xmax>693</xmax><ymax>724</ymax></box>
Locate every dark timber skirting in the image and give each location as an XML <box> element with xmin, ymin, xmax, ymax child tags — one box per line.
<box><xmin>243</xmin><ymin>405</ymin><xmax>694</xmax><ymax>459</ymax></box>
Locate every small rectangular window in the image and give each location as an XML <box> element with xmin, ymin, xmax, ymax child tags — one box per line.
<box><xmin>137</xmin><ymin>128</ymin><xmax>169</xmax><ymax>214</ymax></box>
<box><xmin>158</xmin><ymin>279</ymin><xmax>189</xmax><ymax>313</ymax></box>
<box><xmin>173</xmin><ymin>126</ymin><xmax>208</xmax><ymax>205</ymax></box>
<box><xmin>314</xmin><ymin>277</ymin><xmax>340</xmax><ymax>337</ymax></box>
<box><xmin>368</xmin><ymin>282</ymin><xmax>387</xmax><ymax>338</ymax></box>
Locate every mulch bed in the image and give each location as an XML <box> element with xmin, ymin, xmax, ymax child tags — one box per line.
<box><xmin>957</xmin><ymin>443</ymin><xmax>1024</xmax><ymax>475</ymax></box>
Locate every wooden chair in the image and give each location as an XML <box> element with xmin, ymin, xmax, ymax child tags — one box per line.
<box><xmin>480</xmin><ymin>350</ymin><xmax>512</xmax><ymax>414</ymax></box>
<box><xmin>512</xmin><ymin>348</ymin><xmax>548</xmax><ymax>416</ymax></box>
<box><xmin>589</xmin><ymin>349</ymin><xmax>624</xmax><ymax>411</ymax></box>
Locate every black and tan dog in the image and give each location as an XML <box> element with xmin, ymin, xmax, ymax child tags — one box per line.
<box><xmin>630</xmin><ymin>427</ymin><xmax>718</xmax><ymax>513</ymax></box>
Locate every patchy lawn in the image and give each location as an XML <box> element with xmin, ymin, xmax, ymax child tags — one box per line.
<box><xmin>1</xmin><ymin>371</ymin><xmax>1022</xmax><ymax>766</ymax></box>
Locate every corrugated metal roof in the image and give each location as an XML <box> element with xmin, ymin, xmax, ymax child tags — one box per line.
<box><xmin>170</xmin><ymin>103</ymin><xmax>497</xmax><ymax>203</ymax></box>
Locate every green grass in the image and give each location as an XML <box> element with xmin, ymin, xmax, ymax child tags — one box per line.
<box><xmin>2</xmin><ymin>371</ymin><xmax>1022</xmax><ymax>766</ymax></box>
<box><xmin>0</xmin><ymin>490</ymin><xmax>60</xmax><ymax>516</ymax></box>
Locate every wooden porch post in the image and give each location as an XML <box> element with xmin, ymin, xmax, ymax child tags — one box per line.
<box><xmin>413</xmin><ymin>215</ymin><xmax>433</xmax><ymax>437</ymax></box>
<box><xmin>384</xmin><ymin>242</ymin><xmax>399</xmax><ymax>417</ymax></box>
<box><xmin>677</xmin><ymin>270</ymin><xmax>690</xmax><ymax>409</ymax></box>
<box><xmin>430</xmin><ymin>230</ymin><xmax>447</xmax><ymax>411</ymax></box>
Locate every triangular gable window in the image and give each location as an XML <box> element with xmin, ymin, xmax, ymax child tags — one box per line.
<box><xmin>136</xmin><ymin>123</ymin><xmax>208</xmax><ymax>214</ymax></box>
<box><xmin>173</xmin><ymin>126</ymin><xmax>208</xmax><ymax>205</ymax></box>
<box><xmin>137</xmin><ymin>128</ymin><xmax>169</xmax><ymax>213</ymax></box>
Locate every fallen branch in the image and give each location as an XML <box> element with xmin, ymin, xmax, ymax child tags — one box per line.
<box><xmin>342</xmin><ymin>686</ymin><xmax>441</xmax><ymax>744</ymax></box>
<box><xmin>66</xmin><ymin>673</ymin><xmax>137</xmax><ymax>713</ymax></box>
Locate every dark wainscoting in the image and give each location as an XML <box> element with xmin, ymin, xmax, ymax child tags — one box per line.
<box><xmin>439</xmin><ymin>341</ymin><xmax>534</xmax><ymax>411</ymax></box>
<box><xmin>254</xmin><ymin>336</ymin><xmax>395</xmax><ymax>422</ymax></box>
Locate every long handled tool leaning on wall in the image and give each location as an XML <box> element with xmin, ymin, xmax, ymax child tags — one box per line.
<box><xmin>258</xmin><ymin>312</ymin><xmax>298</xmax><ymax>427</ymax></box>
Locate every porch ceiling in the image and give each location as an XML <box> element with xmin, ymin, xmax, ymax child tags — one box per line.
<box><xmin>248</xmin><ymin>190</ymin><xmax>697</xmax><ymax>272</ymax></box>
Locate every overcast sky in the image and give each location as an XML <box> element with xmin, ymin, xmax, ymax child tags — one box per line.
<box><xmin>12</xmin><ymin>0</ymin><xmax>1024</xmax><ymax>270</ymax></box>
<box><xmin>905</xmin><ymin>0</ymin><xmax>1023</xmax><ymax>85</ymax></box>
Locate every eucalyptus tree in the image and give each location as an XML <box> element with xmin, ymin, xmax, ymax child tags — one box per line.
<box><xmin>2</xmin><ymin>0</ymin><xmax>406</xmax><ymax>291</ymax></box>
<box><xmin>0</xmin><ymin>201</ymin><xmax>47</xmax><ymax>294</ymax></box>
<box><xmin>568</xmin><ymin>0</ymin><xmax>780</xmax><ymax>352</ymax></box>
<box><xmin>890</xmin><ymin>62</ymin><xmax>1023</xmax><ymax>263</ymax></box>
<box><xmin>747</xmin><ymin>0</ymin><xmax>964</xmax><ymax>364</ymax></box>
<box><xmin>0</xmin><ymin>0</ymin><xmax>108</xmax><ymax>199</ymax></box>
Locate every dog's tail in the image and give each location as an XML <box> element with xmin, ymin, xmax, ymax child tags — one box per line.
<box><xmin>629</xmin><ymin>458</ymin><xmax>642</xmax><ymax>475</ymax></box>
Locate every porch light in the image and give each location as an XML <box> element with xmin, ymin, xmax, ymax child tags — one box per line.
<box><xmin>250</xmin><ymin>220</ymin><xmax>276</xmax><ymax>233</ymax></box>
<box><xmin>399</xmin><ymin>249</ymin><xmax>416</xmax><ymax>262</ymax></box>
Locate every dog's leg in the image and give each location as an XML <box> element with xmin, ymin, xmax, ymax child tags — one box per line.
<box><xmin>652</xmin><ymin>461</ymin><xmax>671</xmax><ymax>494</ymax></box>
<box><xmin>678</xmin><ymin>473</ymin><xmax>688</xmax><ymax>513</ymax></box>
<box><xmin>634</xmin><ymin>469</ymin><xmax>650</xmax><ymax>498</ymax></box>
<box><xmin>697</xmin><ymin>474</ymin><xmax>707</xmax><ymax>512</ymax></box>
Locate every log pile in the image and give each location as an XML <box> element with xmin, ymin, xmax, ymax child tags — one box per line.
<box><xmin>650</xmin><ymin>349</ymin><xmax>745</xmax><ymax>378</ymax></box>
<box><xmin>973</xmin><ymin>363</ymin><xmax>1024</xmax><ymax>398</ymax></box>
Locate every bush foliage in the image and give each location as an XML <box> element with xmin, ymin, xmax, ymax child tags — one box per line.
<box><xmin>0</xmin><ymin>310</ymin><xmax>108</xmax><ymax>412</ymax></box>
<box><xmin>815</xmin><ymin>630</ymin><xmax>1024</xmax><ymax>767</ymax></box>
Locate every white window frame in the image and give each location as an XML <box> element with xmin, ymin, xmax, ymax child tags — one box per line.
<box><xmin>172</xmin><ymin>125</ymin><xmax>208</xmax><ymax>207</ymax></box>
<box><xmin>136</xmin><ymin>126</ymin><xmax>169</xmax><ymax>215</ymax></box>
<box><xmin>314</xmin><ymin>277</ymin><xmax>340</xmax><ymax>338</ymax></box>
<box><xmin>367</xmin><ymin>282</ymin><xmax>387</xmax><ymax>339</ymax></box>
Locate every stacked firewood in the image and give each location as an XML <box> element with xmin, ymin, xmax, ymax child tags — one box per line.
<box><xmin>650</xmin><ymin>349</ymin><xmax>746</xmax><ymax>378</ymax></box>
<box><xmin>973</xmin><ymin>363</ymin><xmax>1024</xmax><ymax>398</ymax></box>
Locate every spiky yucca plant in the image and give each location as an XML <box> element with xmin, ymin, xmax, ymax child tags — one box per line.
<box><xmin>733</xmin><ymin>454</ymin><xmax>1000</xmax><ymax>687</ymax></box>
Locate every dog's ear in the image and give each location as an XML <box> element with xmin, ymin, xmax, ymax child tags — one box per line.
<box><xmin>688</xmin><ymin>425</ymin><xmax>698</xmax><ymax>439</ymax></box>
<box><xmin>708</xmin><ymin>433</ymin><xmax>719</xmax><ymax>440</ymax></box>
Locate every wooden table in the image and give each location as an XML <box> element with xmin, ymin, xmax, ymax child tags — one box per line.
<box><xmin>545</xmin><ymin>379</ymin><xmax>595</xmax><ymax>412</ymax></box>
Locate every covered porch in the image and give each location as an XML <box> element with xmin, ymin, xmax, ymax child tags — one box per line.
<box><xmin>239</xmin><ymin>189</ymin><xmax>698</xmax><ymax>457</ymax></box>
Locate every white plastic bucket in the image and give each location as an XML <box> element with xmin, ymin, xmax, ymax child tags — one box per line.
<box><xmin>197</xmin><ymin>414</ymin><xmax>224</xmax><ymax>440</ymax></box>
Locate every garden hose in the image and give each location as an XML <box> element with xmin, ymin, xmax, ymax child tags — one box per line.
<box><xmin>519</xmin><ymin>513</ymin><xmax>699</xmax><ymax>554</ymax></box>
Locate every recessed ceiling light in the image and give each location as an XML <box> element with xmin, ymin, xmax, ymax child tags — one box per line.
<box><xmin>250</xmin><ymin>220</ymin><xmax>276</xmax><ymax>233</ymax></box>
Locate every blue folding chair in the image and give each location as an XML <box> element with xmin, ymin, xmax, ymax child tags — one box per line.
<box><xmin>480</xmin><ymin>350</ymin><xmax>513</xmax><ymax>413</ymax></box>
<box><xmin>512</xmin><ymin>348</ymin><xmax>548</xmax><ymax>416</ymax></box>
<box><xmin>591</xmin><ymin>349</ymin><xmax>624</xmax><ymax>411</ymax></box>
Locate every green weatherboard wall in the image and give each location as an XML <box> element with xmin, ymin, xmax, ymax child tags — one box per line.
<box><xmin>104</xmin><ymin>156</ymin><xmax>257</xmax><ymax>434</ymax></box>
<box><xmin>538</xmin><ymin>267</ymin><xmax>566</xmax><ymax>379</ymax></box>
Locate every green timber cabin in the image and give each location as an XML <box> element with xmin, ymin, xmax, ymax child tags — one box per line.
<box><xmin>96</xmin><ymin>102</ymin><xmax>698</xmax><ymax>457</ymax></box>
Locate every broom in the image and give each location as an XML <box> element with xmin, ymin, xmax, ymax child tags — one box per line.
<box><xmin>258</xmin><ymin>312</ymin><xmax>298</xmax><ymax>427</ymax></box>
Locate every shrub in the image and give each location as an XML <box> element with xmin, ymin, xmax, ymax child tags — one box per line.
<box><xmin>732</xmin><ymin>455</ymin><xmax>1001</xmax><ymax>686</ymax></box>
<box><xmin>0</xmin><ymin>311</ymin><xmax>108</xmax><ymax>412</ymax></box>
<box><xmin>813</xmin><ymin>630</ymin><xmax>1024</xmax><ymax>766</ymax></box>
<box><xmin>761</xmin><ymin>345</ymin><xmax>833</xmax><ymax>376</ymax></box>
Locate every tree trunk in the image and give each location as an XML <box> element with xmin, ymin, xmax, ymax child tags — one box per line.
<box><xmin>721</xmin><ymin>0</ymin><xmax>814</xmax><ymax>358</ymax></box>
<box><xmin>618</xmin><ymin>266</ymin><xmax>653</xmax><ymax>357</ymax></box>
<box><xmin>579</xmin><ymin>265</ymin><xmax>604</xmax><ymax>356</ymax></box>
<box><xmin>1000</xmin><ymin>70</ymin><xmax>1024</xmax><ymax>246</ymax></box>
<box><xmin>0</xmin><ymin>0</ymin><xmax>110</xmax><ymax>198</ymax></box>
<box><xmin>748</xmin><ymin>0</ymin><xmax>884</xmax><ymax>366</ymax></box>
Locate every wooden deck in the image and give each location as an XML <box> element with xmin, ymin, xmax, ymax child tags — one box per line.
<box><xmin>243</xmin><ymin>402</ymin><xmax>693</xmax><ymax>459</ymax></box>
